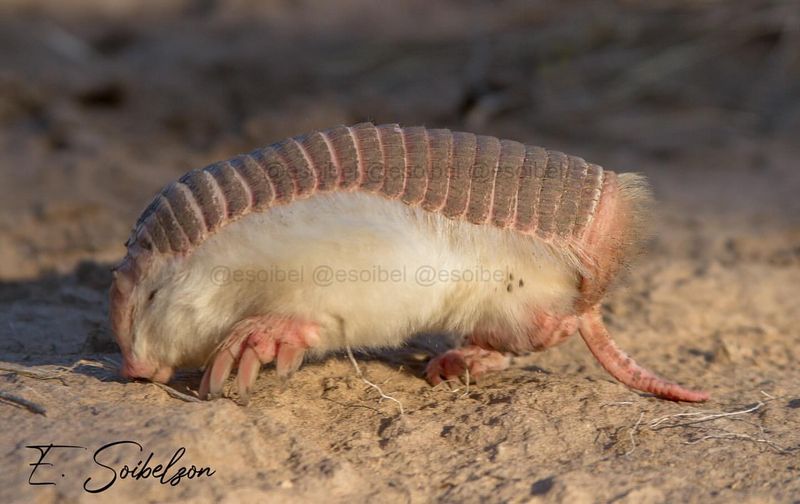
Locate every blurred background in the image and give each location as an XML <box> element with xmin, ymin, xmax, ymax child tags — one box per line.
<box><xmin>0</xmin><ymin>0</ymin><xmax>797</xmax><ymax>280</ymax></box>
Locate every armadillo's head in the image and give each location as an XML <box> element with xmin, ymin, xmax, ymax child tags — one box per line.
<box><xmin>110</xmin><ymin>250</ymin><xmax>179</xmax><ymax>384</ymax></box>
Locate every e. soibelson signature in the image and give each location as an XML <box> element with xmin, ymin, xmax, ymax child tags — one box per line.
<box><xmin>26</xmin><ymin>440</ymin><xmax>215</xmax><ymax>493</ymax></box>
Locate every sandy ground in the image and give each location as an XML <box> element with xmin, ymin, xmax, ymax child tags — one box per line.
<box><xmin>1</xmin><ymin>1</ymin><xmax>799</xmax><ymax>502</ymax></box>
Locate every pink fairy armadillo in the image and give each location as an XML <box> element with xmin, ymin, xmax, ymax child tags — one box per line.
<box><xmin>109</xmin><ymin>122</ymin><xmax>709</xmax><ymax>403</ymax></box>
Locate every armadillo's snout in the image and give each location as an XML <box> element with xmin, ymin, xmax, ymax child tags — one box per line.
<box><xmin>120</xmin><ymin>355</ymin><xmax>173</xmax><ymax>383</ymax></box>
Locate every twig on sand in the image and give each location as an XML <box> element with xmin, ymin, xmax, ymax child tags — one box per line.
<box><xmin>682</xmin><ymin>429</ymin><xmax>787</xmax><ymax>453</ymax></box>
<box><xmin>323</xmin><ymin>398</ymin><xmax>381</xmax><ymax>414</ymax></box>
<box><xmin>344</xmin><ymin>345</ymin><xmax>404</xmax><ymax>416</ymax></box>
<box><xmin>0</xmin><ymin>358</ymin><xmax>123</xmax><ymax>414</ymax></box>
<box><xmin>601</xmin><ymin>401</ymin><xmax>635</xmax><ymax>408</ymax></box>
<box><xmin>0</xmin><ymin>390</ymin><xmax>47</xmax><ymax>416</ymax></box>
<box><xmin>760</xmin><ymin>390</ymin><xmax>776</xmax><ymax>401</ymax></box>
<box><xmin>625</xmin><ymin>412</ymin><xmax>645</xmax><ymax>457</ymax></box>
<box><xmin>0</xmin><ymin>361</ymin><xmax>72</xmax><ymax>381</ymax></box>
<box><xmin>624</xmin><ymin>399</ymin><xmax>789</xmax><ymax>455</ymax></box>
<box><xmin>429</xmin><ymin>368</ymin><xmax>472</xmax><ymax>398</ymax></box>
<box><xmin>648</xmin><ymin>402</ymin><xmax>764</xmax><ymax>430</ymax></box>
<box><xmin>151</xmin><ymin>382</ymin><xmax>203</xmax><ymax>403</ymax></box>
<box><xmin>0</xmin><ymin>358</ymin><xmax>117</xmax><ymax>382</ymax></box>
<box><xmin>436</xmin><ymin>368</ymin><xmax>473</xmax><ymax>397</ymax></box>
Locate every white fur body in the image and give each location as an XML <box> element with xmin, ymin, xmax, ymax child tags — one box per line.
<box><xmin>133</xmin><ymin>192</ymin><xmax>582</xmax><ymax>370</ymax></box>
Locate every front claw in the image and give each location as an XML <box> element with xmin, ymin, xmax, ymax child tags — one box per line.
<box><xmin>236</xmin><ymin>347</ymin><xmax>262</xmax><ymax>405</ymax></box>
<box><xmin>426</xmin><ymin>346</ymin><xmax>510</xmax><ymax>386</ymax></box>
<box><xmin>199</xmin><ymin>341</ymin><xmax>243</xmax><ymax>400</ymax></box>
<box><xmin>198</xmin><ymin>315</ymin><xmax>319</xmax><ymax>402</ymax></box>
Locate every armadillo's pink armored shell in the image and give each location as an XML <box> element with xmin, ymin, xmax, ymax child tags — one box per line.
<box><xmin>124</xmin><ymin>123</ymin><xmax>607</xmax><ymax>264</ymax></box>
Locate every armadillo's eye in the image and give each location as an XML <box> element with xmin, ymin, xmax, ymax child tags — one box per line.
<box><xmin>147</xmin><ymin>289</ymin><xmax>158</xmax><ymax>304</ymax></box>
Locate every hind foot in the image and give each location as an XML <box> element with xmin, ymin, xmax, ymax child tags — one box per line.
<box><xmin>199</xmin><ymin>315</ymin><xmax>319</xmax><ymax>403</ymax></box>
<box><xmin>426</xmin><ymin>345</ymin><xmax>510</xmax><ymax>386</ymax></box>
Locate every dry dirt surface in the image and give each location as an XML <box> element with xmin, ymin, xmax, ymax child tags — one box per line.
<box><xmin>1</xmin><ymin>1</ymin><xmax>799</xmax><ymax>502</ymax></box>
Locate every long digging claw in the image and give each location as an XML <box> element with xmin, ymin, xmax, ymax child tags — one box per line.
<box><xmin>197</xmin><ymin>316</ymin><xmax>320</xmax><ymax>402</ymax></box>
<box><xmin>198</xmin><ymin>367</ymin><xmax>212</xmax><ymax>400</ymax></box>
<box><xmin>208</xmin><ymin>349</ymin><xmax>236</xmax><ymax>399</ymax></box>
<box><xmin>275</xmin><ymin>344</ymin><xmax>305</xmax><ymax>378</ymax></box>
<box><xmin>236</xmin><ymin>346</ymin><xmax>261</xmax><ymax>405</ymax></box>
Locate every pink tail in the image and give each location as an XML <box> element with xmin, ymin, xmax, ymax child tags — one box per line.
<box><xmin>578</xmin><ymin>305</ymin><xmax>709</xmax><ymax>402</ymax></box>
